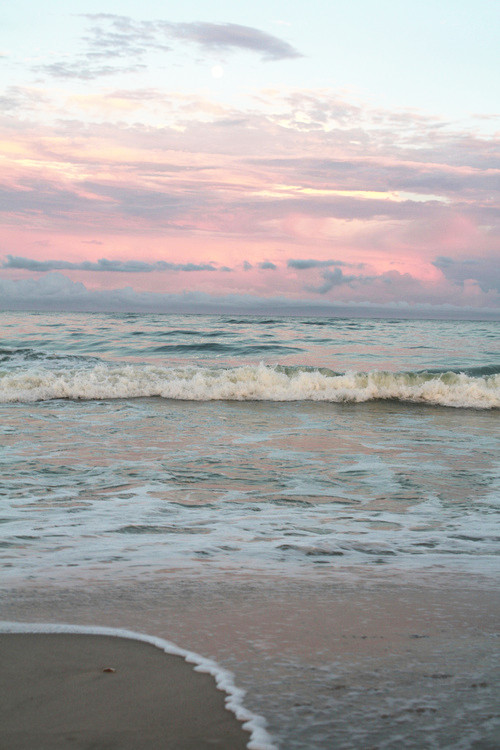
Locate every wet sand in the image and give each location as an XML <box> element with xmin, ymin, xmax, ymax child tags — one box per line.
<box><xmin>0</xmin><ymin>633</ymin><xmax>250</xmax><ymax>750</ymax></box>
<box><xmin>1</xmin><ymin>577</ymin><xmax>499</xmax><ymax>748</ymax></box>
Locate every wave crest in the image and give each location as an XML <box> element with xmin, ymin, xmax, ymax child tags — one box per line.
<box><xmin>1</xmin><ymin>363</ymin><xmax>499</xmax><ymax>408</ymax></box>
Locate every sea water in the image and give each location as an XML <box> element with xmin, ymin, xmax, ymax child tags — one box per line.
<box><xmin>1</xmin><ymin>311</ymin><xmax>499</xmax><ymax>748</ymax></box>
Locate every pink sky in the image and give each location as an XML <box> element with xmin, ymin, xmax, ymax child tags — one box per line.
<box><xmin>1</xmin><ymin>9</ymin><xmax>499</xmax><ymax>316</ymax></box>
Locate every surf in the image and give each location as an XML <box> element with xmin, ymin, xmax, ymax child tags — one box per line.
<box><xmin>1</xmin><ymin>362</ymin><xmax>498</xmax><ymax>408</ymax></box>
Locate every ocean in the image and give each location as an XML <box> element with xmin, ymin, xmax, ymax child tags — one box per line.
<box><xmin>1</xmin><ymin>310</ymin><xmax>499</xmax><ymax>748</ymax></box>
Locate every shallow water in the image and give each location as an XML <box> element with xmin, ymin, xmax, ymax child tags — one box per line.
<box><xmin>1</xmin><ymin>397</ymin><xmax>499</xmax><ymax>583</ymax></box>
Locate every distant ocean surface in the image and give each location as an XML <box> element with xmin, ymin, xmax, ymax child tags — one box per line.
<box><xmin>1</xmin><ymin>311</ymin><xmax>499</xmax><ymax>582</ymax></box>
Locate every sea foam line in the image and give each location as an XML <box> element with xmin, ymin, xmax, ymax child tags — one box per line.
<box><xmin>0</xmin><ymin>620</ymin><xmax>276</xmax><ymax>750</ymax></box>
<box><xmin>1</xmin><ymin>362</ymin><xmax>499</xmax><ymax>408</ymax></box>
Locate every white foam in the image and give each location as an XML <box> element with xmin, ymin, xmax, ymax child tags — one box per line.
<box><xmin>0</xmin><ymin>620</ymin><xmax>276</xmax><ymax>750</ymax></box>
<box><xmin>1</xmin><ymin>363</ymin><xmax>499</xmax><ymax>408</ymax></box>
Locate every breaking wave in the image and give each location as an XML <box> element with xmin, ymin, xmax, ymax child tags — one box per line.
<box><xmin>1</xmin><ymin>362</ymin><xmax>499</xmax><ymax>408</ymax></box>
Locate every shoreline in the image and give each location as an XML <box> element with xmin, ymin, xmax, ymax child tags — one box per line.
<box><xmin>0</xmin><ymin>628</ymin><xmax>271</xmax><ymax>750</ymax></box>
<box><xmin>2</xmin><ymin>578</ymin><xmax>499</xmax><ymax>748</ymax></box>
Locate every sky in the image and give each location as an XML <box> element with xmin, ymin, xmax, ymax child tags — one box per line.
<box><xmin>0</xmin><ymin>0</ymin><xmax>499</xmax><ymax>316</ymax></box>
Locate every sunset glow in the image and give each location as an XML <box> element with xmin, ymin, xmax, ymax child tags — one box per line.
<box><xmin>0</xmin><ymin>0</ymin><xmax>499</xmax><ymax>316</ymax></box>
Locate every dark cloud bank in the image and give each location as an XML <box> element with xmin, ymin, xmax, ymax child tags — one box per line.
<box><xmin>432</xmin><ymin>256</ymin><xmax>500</xmax><ymax>293</ymax></box>
<box><xmin>0</xmin><ymin>273</ymin><xmax>498</xmax><ymax>320</ymax></box>
<box><xmin>1</xmin><ymin>256</ymin><xmax>278</xmax><ymax>274</ymax></box>
<box><xmin>2</xmin><ymin>255</ymin><xmax>223</xmax><ymax>273</ymax></box>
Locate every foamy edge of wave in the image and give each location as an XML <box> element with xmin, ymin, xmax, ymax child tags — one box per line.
<box><xmin>0</xmin><ymin>620</ymin><xmax>275</xmax><ymax>750</ymax></box>
<box><xmin>1</xmin><ymin>363</ymin><xmax>499</xmax><ymax>408</ymax></box>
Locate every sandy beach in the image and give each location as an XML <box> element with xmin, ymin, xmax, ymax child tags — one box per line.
<box><xmin>1</xmin><ymin>577</ymin><xmax>499</xmax><ymax>748</ymax></box>
<box><xmin>0</xmin><ymin>633</ymin><xmax>250</xmax><ymax>750</ymax></box>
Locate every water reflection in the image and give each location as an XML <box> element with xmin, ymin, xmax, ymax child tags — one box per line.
<box><xmin>1</xmin><ymin>398</ymin><xmax>498</xmax><ymax>581</ymax></box>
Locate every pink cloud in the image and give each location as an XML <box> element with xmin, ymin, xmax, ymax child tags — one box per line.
<box><xmin>0</xmin><ymin>86</ymin><xmax>498</xmax><ymax>313</ymax></box>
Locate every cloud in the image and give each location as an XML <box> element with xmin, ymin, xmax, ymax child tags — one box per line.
<box><xmin>38</xmin><ymin>15</ymin><xmax>302</xmax><ymax>79</ymax></box>
<box><xmin>0</xmin><ymin>273</ymin><xmax>88</xmax><ymax>302</ymax></box>
<box><xmin>1</xmin><ymin>173</ymin><xmax>453</xmax><ymax>233</ymax></box>
<box><xmin>39</xmin><ymin>61</ymin><xmax>145</xmax><ymax>81</ymax></box>
<box><xmin>1</xmin><ymin>255</ymin><xmax>223</xmax><ymax>273</ymax></box>
<box><xmin>433</xmin><ymin>256</ymin><xmax>500</xmax><ymax>292</ymax></box>
<box><xmin>299</xmin><ymin>265</ymin><xmax>499</xmax><ymax>309</ymax></box>
<box><xmin>162</xmin><ymin>21</ymin><xmax>302</xmax><ymax>61</ymax></box>
<box><xmin>307</xmin><ymin>267</ymin><xmax>359</xmax><ymax>293</ymax></box>
<box><xmin>258</xmin><ymin>261</ymin><xmax>277</xmax><ymax>270</ymax></box>
<box><xmin>0</xmin><ymin>272</ymin><xmax>497</xmax><ymax>319</ymax></box>
<box><xmin>0</xmin><ymin>86</ymin><xmax>50</xmax><ymax>113</ymax></box>
<box><xmin>255</xmin><ymin>155</ymin><xmax>457</xmax><ymax>195</ymax></box>
<box><xmin>1</xmin><ymin>81</ymin><xmax>498</xmax><ymax>306</ymax></box>
<box><xmin>2</xmin><ymin>83</ymin><xmax>498</xmax><ymax>243</ymax></box>
<box><xmin>0</xmin><ymin>177</ymin><xmax>214</xmax><ymax>229</ymax></box>
<box><xmin>293</xmin><ymin>260</ymin><xmax>499</xmax><ymax>303</ymax></box>
<box><xmin>288</xmin><ymin>258</ymin><xmax>350</xmax><ymax>270</ymax></box>
<box><xmin>0</xmin><ymin>182</ymin><xmax>101</xmax><ymax>219</ymax></box>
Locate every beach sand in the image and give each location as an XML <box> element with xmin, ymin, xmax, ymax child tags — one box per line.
<box><xmin>1</xmin><ymin>577</ymin><xmax>499</xmax><ymax>748</ymax></box>
<box><xmin>0</xmin><ymin>633</ymin><xmax>250</xmax><ymax>750</ymax></box>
